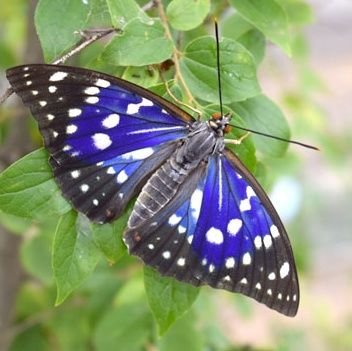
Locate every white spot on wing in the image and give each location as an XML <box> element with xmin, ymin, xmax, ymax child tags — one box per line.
<box><xmin>268</xmin><ymin>272</ymin><xmax>276</xmax><ymax>280</ymax></box>
<box><xmin>66</xmin><ymin>124</ymin><xmax>77</xmax><ymax>134</ymax></box>
<box><xmin>225</xmin><ymin>257</ymin><xmax>235</xmax><ymax>269</ymax></box>
<box><xmin>32</xmin><ymin>90</ymin><xmax>38</xmax><ymax>95</ymax></box>
<box><xmin>95</xmin><ymin>78</ymin><xmax>110</xmax><ymax>88</ymax></box>
<box><xmin>26</xmin><ymin>81</ymin><xmax>32</xmax><ymax>86</ymax></box>
<box><xmin>80</xmin><ymin>184</ymin><xmax>89</xmax><ymax>193</ymax></box>
<box><xmin>227</xmin><ymin>219</ymin><xmax>242</xmax><ymax>236</ymax></box>
<box><xmin>39</xmin><ymin>101</ymin><xmax>47</xmax><ymax>106</ymax></box>
<box><xmin>47</xmin><ymin>114</ymin><xmax>55</xmax><ymax>120</ymax></box>
<box><xmin>49</xmin><ymin>71</ymin><xmax>68</xmax><ymax>82</ymax></box>
<box><xmin>242</xmin><ymin>252</ymin><xmax>251</xmax><ymax>265</ymax></box>
<box><xmin>93</xmin><ymin>199</ymin><xmax>99</xmax><ymax>206</ymax></box>
<box><xmin>121</xmin><ymin>147</ymin><xmax>154</xmax><ymax>161</ymax></box>
<box><xmin>279</xmin><ymin>262</ymin><xmax>290</xmax><ymax>278</ymax></box>
<box><xmin>168</xmin><ymin>214</ymin><xmax>181</xmax><ymax>226</ymax></box>
<box><xmin>92</xmin><ymin>133</ymin><xmax>112</xmax><ymax>150</ymax></box>
<box><xmin>239</xmin><ymin>198</ymin><xmax>251</xmax><ymax>212</ymax></box>
<box><xmin>240</xmin><ymin>278</ymin><xmax>248</xmax><ymax>284</ymax></box>
<box><xmin>255</xmin><ymin>282</ymin><xmax>261</xmax><ymax>290</ymax></box>
<box><xmin>190</xmin><ymin>188</ymin><xmax>203</xmax><ymax>221</ymax></box>
<box><xmin>205</xmin><ymin>227</ymin><xmax>223</xmax><ymax>245</ymax></box>
<box><xmin>71</xmin><ymin>170</ymin><xmax>80</xmax><ymax>178</ymax></box>
<box><xmin>178</xmin><ymin>225</ymin><xmax>186</xmax><ymax>234</ymax></box>
<box><xmin>48</xmin><ymin>86</ymin><xmax>57</xmax><ymax>93</ymax></box>
<box><xmin>102</xmin><ymin>114</ymin><xmax>120</xmax><ymax>129</ymax></box>
<box><xmin>263</xmin><ymin>234</ymin><xmax>272</xmax><ymax>249</ymax></box>
<box><xmin>68</xmin><ymin>108</ymin><xmax>82</xmax><ymax>117</ymax></box>
<box><xmin>177</xmin><ymin>257</ymin><xmax>186</xmax><ymax>266</ymax></box>
<box><xmin>86</xmin><ymin>96</ymin><xmax>99</xmax><ymax>104</ymax></box>
<box><xmin>107</xmin><ymin>167</ymin><xmax>116</xmax><ymax>174</ymax></box>
<box><xmin>117</xmin><ymin>170</ymin><xmax>128</xmax><ymax>184</ymax></box>
<box><xmin>270</xmin><ymin>225</ymin><xmax>280</xmax><ymax>238</ymax></box>
<box><xmin>162</xmin><ymin>251</ymin><xmax>171</xmax><ymax>259</ymax></box>
<box><xmin>254</xmin><ymin>235</ymin><xmax>262</xmax><ymax>249</ymax></box>
<box><xmin>85</xmin><ymin>86</ymin><xmax>100</xmax><ymax>95</ymax></box>
<box><xmin>126</xmin><ymin>98</ymin><xmax>153</xmax><ymax>114</ymax></box>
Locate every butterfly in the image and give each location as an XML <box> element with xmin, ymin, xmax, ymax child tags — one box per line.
<box><xmin>6</xmin><ymin>64</ymin><xmax>299</xmax><ymax>316</ymax></box>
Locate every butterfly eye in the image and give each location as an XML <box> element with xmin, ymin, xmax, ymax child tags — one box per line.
<box><xmin>211</xmin><ymin>112</ymin><xmax>222</xmax><ymax>120</ymax></box>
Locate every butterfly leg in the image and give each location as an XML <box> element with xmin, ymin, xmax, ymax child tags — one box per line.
<box><xmin>224</xmin><ymin>131</ymin><xmax>251</xmax><ymax>145</ymax></box>
<box><xmin>159</xmin><ymin>71</ymin><xmax>202</xmax><ymax>120</ymax></box>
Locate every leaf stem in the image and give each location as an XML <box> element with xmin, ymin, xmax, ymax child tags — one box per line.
<box><xmin>155</xmin><ymin>0</ymin><xmax>195</xmax><ymax>105</ymax></box>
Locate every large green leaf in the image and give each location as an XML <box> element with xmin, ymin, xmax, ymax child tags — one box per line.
<box><xmin>167</xmin><ymin>0</ymin><xmax>210</xmax><ymax>31</ymax></box>
<box><xmin>35</xmin><ymin>0</ymin><xmax>91</xmax><ymax>62</ymax></box>
<box><xmin>0</xmin><ymin>149</ymin><xmax>70</xmax><ymax>220</ymax></box>
<box><xmin>232</xmin><ymin>95</ymin><xmax>290</xmax><ymax>157</ymax></box>
<box><xmin>53</xmin><ymin>211</ymin><xmax>101</xmax><ymax>305</ymax></box>
<box><xmin>94</xmin><ymin>302</ymin><xmax>152</xmax><ymax>351</ymax></box>
<box><xmin>180</xmin><ymin>36</ymin><xmax>260</xmax><ymax>103</ymax></box>
<box><xmin>222</xmin><ymin>14</ymin><xmax>265</xmax><ymax>65</ymax></box>
<box><xmin>144</xmin><ymin>267</ymin><xmax>199</xmax><ymax>335</ymax></box>
<box><xmin>101</xmin><ymin>18</ymin><xmax>173</xmax><ymax>66</ymax></box>
<box><xmin>229</xmin><ymin>0</ymin><xmax>292</xmax><ymax>55</ymax></box>
<box><xmin>92</xmin><ymin>209</ymin><xmax>130</xmax><ymax>263</ymax></box>
<box><xmin>158</xmin><ymin>312</ymin><xmax>204</xmax><ymax>351</ymax></box>
<box><xmin>106</xmin><ymin>0</ymin><xmax>149</xmax><ymax>27</ymax></box>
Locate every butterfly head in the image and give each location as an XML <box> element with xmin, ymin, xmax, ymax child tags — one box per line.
<box><xmin>209</xmin><ymin>112</ymin><xmax>232</xmax><ymax>135</ymax></box>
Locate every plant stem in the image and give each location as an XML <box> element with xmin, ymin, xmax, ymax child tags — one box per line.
<box><xmin>155</xmin><ymin>0</ymin><xmax>195</xmax><ymax>105</ymax></box>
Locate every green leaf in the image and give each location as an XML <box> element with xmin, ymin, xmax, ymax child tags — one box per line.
<box><xmin>0</xmin><ymin>211</ymin><xmax>32</xmax><ymax>234</ymax></box>
<box><xmin>229</xmin><ymin>0</ymin><xmax>292</xmax><ymax>55</ymax></box>
<box><xmin>231</xmin><ymin>95</ymin><xmax>290</xmax><ymax>157</ymax></box>
<box><xmin>281</xmin><ymin>0</ymin><xmax>314</xmax><ymax>26</ymax></box>
<box><xmin>167</xmin><ymin>0</ymin><xmax>210</xmax><ymax>31</ymax></box>
<box><xmin>101</xmin><ymin>18</ymin><xmax>173</xmax><ymax>66</ymax></box>
<box><xmin>48</xmin><ymin>306</ymin><xmax>91</xmax><ymax>351</ymax></box>
<box><xmin>180</xmin><ymin>36</ymin><xmax>260</xmax><ymax>103</ymax></box>
<box><xmin>21</xmin><ymin>227</ymin><xmax>53</xmax><ymax>285</ymax></box>
<box><xmin>122</xmin><ymin>66</ymin><xmax>160</xmax><ymax>88</ymax></box>
<box><xmin>237</xmin><ymin>29</ymin><xmax>265</xmax><ymax>65</ymax></box>
<box><xmin>106</xmin><ymin>0</ymin><xmax>149</xmax><ymax>28</ymax></box>
<box><xmin>158</xmin><ymin>312</ymin><xmax>203</xmax><ymax>351</ymax></box>
<box><xmin>0</xmin><ymin>149</ymin><xmax>71</xmax><ymax>220</ymax></box>
<box><xmin>94</xmin><ymin>302</ymin><xmax>152</xmax><ymax>351</ymax></box>
<box><xmin>222</xmin><ymin>14</ymin><xmax>265</xmax><ymax>64</ymax></box>
<box><xmin>35</xmin><ymin>0</ymin><xmax>91</xmax><ymax>62</ymax></box>
<box><xmin>92</xmin><ymin>208</ymin><xmax>130</xmax><ymax>263</ymax></box>
<box><xmin>53</xmin><ymin>211</ymin><xmax>101</xmax><ymax>305</ymax></box>
<box><xmin>144</xmin><ymin>267</ymin><xmax>199</xmax><ymax>335</ymax></box>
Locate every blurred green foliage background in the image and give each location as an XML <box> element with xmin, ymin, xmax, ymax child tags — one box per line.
<box><xmin>0</xmin><ymin>0</ymin><xmax>351</xmax><ymax>350</ymax></box>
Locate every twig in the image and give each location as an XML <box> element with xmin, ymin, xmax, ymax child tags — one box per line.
<box><xmin>154</xmin><ymin>0</ymin><xmax>195</xmax><ymax>105</ymax></box>
<box><xmin>53</xmin><ymin>28</ymin><xmax>119</xmax><ymax>65</ymax></box>
<box><xmin>142</xmin><ymin>0</ymin><xmax>157</xmax><ymax>11</ymax></box>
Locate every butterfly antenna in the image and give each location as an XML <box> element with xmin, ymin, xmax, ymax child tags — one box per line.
<box><xmin>227</xmin><ymin>123</ymin><xmax>319</xmax><ymax>150</ymax></box>
<box><xmin>215</xmin><ymin>20</ymin><xmax>224</xmax><ymax>118</ymax></box>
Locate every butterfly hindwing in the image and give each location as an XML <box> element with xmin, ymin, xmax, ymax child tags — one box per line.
<box><xmin>6</xmin><ymin>64</ymin><xmax>194</xmax><ymax>222</ymax></box>
<box><xmin>125</xmin><ymin>149</ymin><xmax>299</xmax><ymax>316</ymax></box>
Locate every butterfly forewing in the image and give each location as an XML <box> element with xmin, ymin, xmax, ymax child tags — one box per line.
<box><xmin>6</xmin><ymin>64</ymin><xmax>193</xmax><ymax>222</ymax></box>
<box><xmin>125</xmin><ymin>150</ymin><xmax>299</xmax><ymax>316</ymax></box>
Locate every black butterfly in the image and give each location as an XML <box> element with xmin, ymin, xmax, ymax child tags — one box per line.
<box><xmin>6</xmin><ymin>64</ymin><xmax>299</xmax><ymax>316</ymax></box>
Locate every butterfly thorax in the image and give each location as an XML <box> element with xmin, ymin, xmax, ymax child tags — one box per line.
<box><xmin>127</xmin><ymin>120</ymin><xmax>225</xmax><ymax>229</ymax></box>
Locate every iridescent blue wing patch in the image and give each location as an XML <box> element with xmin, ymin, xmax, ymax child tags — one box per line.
<box><xmin>6</xmin><ymin>64</ymin><xmax>193</xmax><ymax>222</ymax></box>
<box><xmin>125</xmin><ymin>149</ymin><xmax>299</xmax><ymax>316</ymax></box>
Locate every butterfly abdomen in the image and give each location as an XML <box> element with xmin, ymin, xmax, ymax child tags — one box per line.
<box><xmin>128</xmin><ymin>122</ymin><xmax>221</xmax><ymax>229</ymax></box>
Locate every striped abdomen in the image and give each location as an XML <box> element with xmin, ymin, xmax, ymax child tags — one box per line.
<box><xmin>127</xmin><ymin>154</ymin><xmax>192</xmax><ymax>228</ymax></box>
<box><xmin>127</xmin><ymin>121</ymin><xmax>222</xmax><ymax>229</ymax></box>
